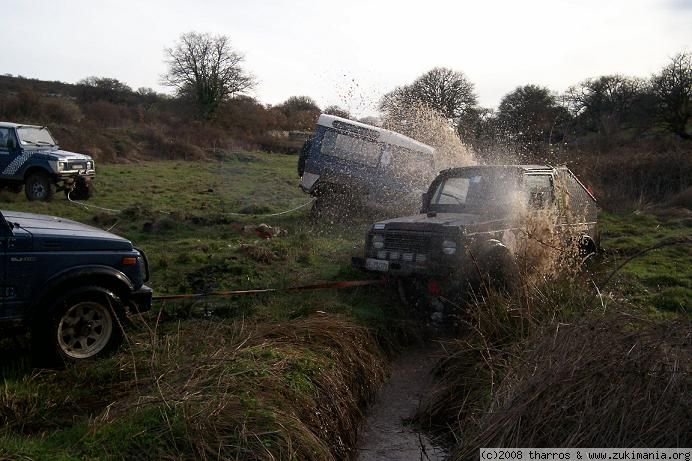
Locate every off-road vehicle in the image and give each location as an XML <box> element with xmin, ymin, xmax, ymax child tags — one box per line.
<box><xmin>0</xmin><ymin>210</ymin><xmax>152</xmax><ymax>363</ymax></box>
<box><xmin>299</xmin><ymin>114</ymin><xmax>436</xmax><ymax>218</ymax></box>
<box><xmin>354</xmin><ymin>165</ymin><xmax>599</xmax><ymax>305</ymax></box>
<box><xmin>0</xmin><ymin>122</ymin><xmax>95</xmax><ymax>201</ymax></box>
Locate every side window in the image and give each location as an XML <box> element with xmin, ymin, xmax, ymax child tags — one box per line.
<box><xmin>0</xmin><ymin>128</ymin><xmax>11</xmax><ymax>151</ymax></box>
<box><xmin>525</xmin><ymin>175</ymin><xmax>553</xmax><ymax>209</ymax></box>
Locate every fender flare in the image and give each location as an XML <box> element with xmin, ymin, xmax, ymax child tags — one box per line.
<box><xmin>31</xmin><ymin>265</ymin><xmax>134</xmax><ymax>319</ymax></box>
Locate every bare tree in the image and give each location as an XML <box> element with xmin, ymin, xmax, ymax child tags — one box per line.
<box><xmin>380</xmin><ymin>67</ymin><xmax>477</xmax><ymax>122</ymax></box>
<box><xmin>163</xmin><ymin>32</ymin><xmax>255</xmax><ymax>119</ymax></box>
<box><xmin>564</xmin><ymin>75</ymin><xmax>649</xmax><ymax>135</ymax></box>
<box><xmin>652</xmin><ymin>51</ymin><xmax>691</xmax><ymax>139</ymax></box>
<box><xmin>497</xmin><ymin>84</ymin><xmax>568</xmax><ymax>149</ymax></box>
<box><xmin>409</xmin><ymin>67</ymin><xmax>477</xmax><ymax>119</ymax></box>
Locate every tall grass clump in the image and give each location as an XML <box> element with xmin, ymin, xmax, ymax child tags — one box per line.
<box><xmin>1</xmin><ymin>314</ymin><xmax>386</xmax><ymax>460</ymax></box>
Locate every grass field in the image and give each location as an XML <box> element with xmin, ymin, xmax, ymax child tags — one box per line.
<box><xmin>0</xmin><ymin>152</ymin><xmax>689</xmax><ymax>459</ymax></box>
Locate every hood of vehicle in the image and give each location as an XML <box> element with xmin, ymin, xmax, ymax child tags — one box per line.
<box><xmin>46</xmin><ymin>149</ymin><xmax>93</xmax><ymax>161</ymax></box>
<box><xmin>2</xmin><ymin>210</ymin><xmax>131</xmax><ymax>251</ymax></box>
<box><xmin>375</xmin><ymin>213</ymin><xmax>510</xmax><ymax>233</ymax></box>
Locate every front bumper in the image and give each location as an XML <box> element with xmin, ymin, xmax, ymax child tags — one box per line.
<box><xmin>352</xmin><ymin>255</ymin><xmax>450</xmax><ymax>277</ymax></box>
<box><xmin>57</xmin><ymin>171</ymin><xmax>95</xmax><ymax>182</ymax></box>
<box><xmin>128</xmin><ymin>285</ymin><xmax>153</xmax><ymax>313</ymax></box>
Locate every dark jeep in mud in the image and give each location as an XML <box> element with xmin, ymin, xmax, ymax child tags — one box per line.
<box><xmin>0</xmin><ymin>122</ymin><xmax>95</xmax><ymax>201</ymax></box>
<box><xmin>354</xmin><ymin>165</ymin><xmax>599</xmax><ymax>304</ymax></box>
<box><xmin>0</xmin><ymin>210</ymin><xmax>152</xmax><ymax>363</ymax></box>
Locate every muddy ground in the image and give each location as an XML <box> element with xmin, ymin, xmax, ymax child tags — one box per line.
<box><xmin>356</xmin><ymin>344</ymin><xmax>448</xmax><ymax>461</ymax></box>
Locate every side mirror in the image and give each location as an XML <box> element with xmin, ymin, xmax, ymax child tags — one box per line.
<box><xmin>6</xmin><ymin>138</ymin><xmax>16</xmax><ymax>150</ymax></box>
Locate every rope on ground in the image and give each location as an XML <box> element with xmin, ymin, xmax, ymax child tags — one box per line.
<box><xmin>67</xmin><ymin>189</ymin><xmax>122</xmax><ymax>213</ymax></box>
<box><xmin>219</xmin><ymin>197</ymin><xmax>316</xmax><ymax>217</ymax></box>
<box><xmin>152</xmin><ymin>279</ymin><xmax>383</xmax><ymax>301</ymax></box>
<box><xmin>67</xmin><ymin>190</ymin><xmax>315</xmax><ymax>218</ymax></box>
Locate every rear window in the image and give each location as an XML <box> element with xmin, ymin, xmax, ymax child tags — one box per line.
<box><xmin>321</xmin><ymin>130</ymin><xmax>382</xmax><ymax>166</ymax></box>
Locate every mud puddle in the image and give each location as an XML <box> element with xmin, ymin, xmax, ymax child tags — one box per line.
<box><xmin>356</xmin><ymin>343</ymin><xmax>448</xmax><ymax>461</ymax></box>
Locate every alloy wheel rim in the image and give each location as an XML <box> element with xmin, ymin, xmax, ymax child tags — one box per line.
<box><xmin>57</xmin><ymin>302</ymin><xmax>113</xmax><ymax>359</ymax></box>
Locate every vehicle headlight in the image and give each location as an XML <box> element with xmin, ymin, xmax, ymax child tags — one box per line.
<box><xmin>442</xmin><ymin>240</ymin><xmax>457</xmax><ymax>255</ymax></box>
<box><xmin>57</xmin><ymin>161</ymin><xmax>66</xmax><ymax>171</ymax></box>
<box><xmin>87</xmin><ymin>161</ymin><xmax>93</xmax><ymax>170</ymax></box>
<box><xmin>372</xmin><ymin>234</ymin><xmax>385</xmax><ymax>249</ymax></box>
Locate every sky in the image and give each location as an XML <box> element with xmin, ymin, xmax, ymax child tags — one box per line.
<box><xmin>2</xmin><ymin>0</ymin><xmax>690</xmax><ymax>117</ymax></box>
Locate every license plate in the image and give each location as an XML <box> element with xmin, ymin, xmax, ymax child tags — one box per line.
<box><xmin>365</xmin><ymin>258</ymin><xmax>389</xmax><ymax>272</ymax></box>
<box><xmin>72</xmin><ymin>164</ymin><xmax>85</xmax><ymax>170</ymax></box>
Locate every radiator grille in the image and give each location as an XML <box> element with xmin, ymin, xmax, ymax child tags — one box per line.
<box><xmin>383</xmin><ymin>233</ymin><xmax>431</xmax><ymax>253</ymax></box>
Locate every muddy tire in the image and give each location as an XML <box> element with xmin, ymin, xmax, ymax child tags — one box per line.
<box><xmin>32</xmin><ymin>286</ymin><xmax>124</xmax><ymax>366</ymax></box>
<box><xmin>474</xmin><ymin>243</ymin><xmax>521</xmax><ymax>296</ymax></box>
<box><xmin>25</xmin><ymin>171</ymin><xmax>55</xmax><ymax>202</ymax></box>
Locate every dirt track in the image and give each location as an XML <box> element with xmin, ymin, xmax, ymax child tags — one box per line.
<box><xmin>356</xmin><ymin>344</ymin><xmax>448</xmax><ymax>461</ymax></box>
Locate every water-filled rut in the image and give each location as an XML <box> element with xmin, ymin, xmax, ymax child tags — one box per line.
<box><xmin>356</xmin><ymin>344</ymin><xmax>448</xmax><ymax>461</ymax></box>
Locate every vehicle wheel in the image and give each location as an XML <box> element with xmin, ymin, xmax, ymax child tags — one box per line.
<box><xmin>476</xmin><ymin>244</ymin><xmax>521</xmax><ymax>296</ymax></box>
<box><xmin>33</xmin><ymin>286</ymin><xmax>124</xmax><ymax>365</ymax></box>
<box><xmin>578</xmin><ymin>235</ymin><xmax>597</xmax><ymax>258</ymax></box>
<box><xmin>25</xmin><ymin>171</ymin><xmax>56</xmax><ymax>201</ymax></box>
<box><xmin>397</xmin><ymin>277</ymin><xmax>428</xmax><ymax>309</ymax></box>
<box><xmin>65</xmin><ymin>180</ymin><xmax>93</xmax><ymax>201</ymax></box>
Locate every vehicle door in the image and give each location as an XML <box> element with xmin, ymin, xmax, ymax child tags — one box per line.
<box><xmin>521</xmin><ymin>173</ymin><xmax>558</xmax><ymax>244</ymax></box>
<box><xmin>0</xmin><ymin>214</ymin><xmax>33</xmax><ymax>322</ymax></box>
<box><xmin>0</xmin><ymin>127</ymin><xmax>20</xmax><ymax>178</ymax></box>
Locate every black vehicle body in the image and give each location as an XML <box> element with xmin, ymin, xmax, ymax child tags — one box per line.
<box><xmin>0</xmin><ymin>210</ymin><xmax>152</xmax><ymax>362</ymax></box>
<box><xmin>354</xmin><ymin>165</ymin><xmax>599</xmax><ymax>297</ymax></box>
<box><xmin>0</xmin><ymin>122</ymin><xmax>95</xmax><ymax>201</ymax></box>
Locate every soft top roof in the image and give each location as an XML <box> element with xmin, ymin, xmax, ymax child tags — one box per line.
<box><xmin>316</xmin><ymin>114</ymin><xmax>434</xmax><ymax>154</ymax></box>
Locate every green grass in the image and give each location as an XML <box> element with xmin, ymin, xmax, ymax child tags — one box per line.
<box><xmin>0</xmin><ymin>153</ymin><xmax>406</xmax><ymax>460</ymax></box>
<box><xmin>0</xmin><ymin>154</ymin><xmax>688</xmax><ymax>458</ymax></box>
<box><xmin>599</xmin><ymin>211</ymin><xmax>691</xmax><ymax>312</ymax></box>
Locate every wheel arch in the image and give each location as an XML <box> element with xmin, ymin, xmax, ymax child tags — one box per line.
<box><xmin>23</xmin><ymin>165</ymin><xmax>53</xmax><ymax>182</ymax></box>
<box><xmin>30</xmin><ymin>266</ymin><xmax>133</xmax><ymax>322</ymax></box>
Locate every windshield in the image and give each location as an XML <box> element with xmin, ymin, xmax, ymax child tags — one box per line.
<box><xmin>431</xmin><ymin>170</ymin><xmax>521</xmax><ymax>213</ymax></box>
<box><xmin>17</xmin><ymin>126</ymin><xmax>57</xmax><ymax>147</ymax></box>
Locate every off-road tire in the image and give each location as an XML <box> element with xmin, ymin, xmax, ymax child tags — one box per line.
<box><xmin>25</xmin><ymin>171</ymin><xmax>56</xmax><ymax>202</ymax></box>
<box><xmin>473</xmin><ymin>243</ymin><xmax>521</xmax><ymax>296</ymax></box>
<box><xmin>32</xmin><ymin>286</ymin><xmax>125</xmax><ymax>366</ymax></box>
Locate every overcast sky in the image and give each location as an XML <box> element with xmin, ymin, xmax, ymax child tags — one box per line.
<box><xmin>2</xmin><ymin>0</ymin><xmax>690</xmax><ymax>116</ymax></box>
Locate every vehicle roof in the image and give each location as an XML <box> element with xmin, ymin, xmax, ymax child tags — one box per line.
<box><xmin>316</xmin><ymin>114</ymin><xmax>435</xmax><ymax>154</ymax></box>
<box><xmin>0</xmin><ymin>122</ymin><xmax>43</xmax><ymax>129</ymax></box>
<box><xmin>438</xmin><ymin>164</ymin><xmax>554</xmax><ymax>176</ymax></box>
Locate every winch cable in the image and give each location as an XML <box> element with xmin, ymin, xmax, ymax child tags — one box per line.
<box><xmin>67</xmin><ymin>189</ymin><xmax>315</xmax><ymax>218</ymax></box>
<box><xmin>152</xmin><ymin>279</ymin><xmax>383</xmax><ymax>301</ymax></box>
<box><xmin>67</xmin><ymin>189</ymin><xmax>122</xmax><ymax>213</ymax></box>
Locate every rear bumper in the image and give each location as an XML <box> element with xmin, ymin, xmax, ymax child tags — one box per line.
<box><xmin>128</xmin><ymin>285</ymin><xmax>153</xmax><ymax>313</ymax></box>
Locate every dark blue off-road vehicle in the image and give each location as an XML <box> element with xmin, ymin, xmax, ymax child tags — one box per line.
<box><xmin>0</xmin><ymin>210</ymin><xmax>152</xmax><ymax>363</ymax></box>
<box><xmin>0</xmin><ymin>122</ymin><xmax>95</xmax><ymax>201</ymax></box>
<box><xmin>355</xmin><ymin>165</ymin><xmax>599</xmax><ymax>308</ymax></box>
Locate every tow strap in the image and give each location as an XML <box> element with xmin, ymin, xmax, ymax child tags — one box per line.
<box><xmin>152</xmin><ymin>279</ymin><xmax>383</xmax><ymax>301</ymax></box>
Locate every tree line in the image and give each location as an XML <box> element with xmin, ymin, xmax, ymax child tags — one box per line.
<box><xmin>0</xmin><ymin>31</ymin><xmax>689</xmax><ymax>159</ymax></box>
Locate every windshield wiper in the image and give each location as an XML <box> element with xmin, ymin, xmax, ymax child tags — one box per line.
<box><xmin>33</xmin><ymin>141</ymin><xmax>55</xmax><ymax>146</ymax></box>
